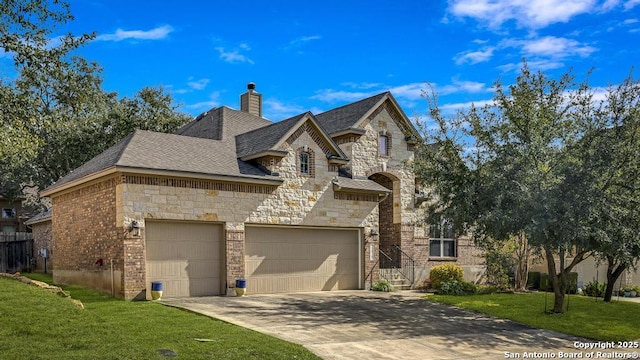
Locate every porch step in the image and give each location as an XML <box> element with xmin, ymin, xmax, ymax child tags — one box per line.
<box><xmin>389</xmin><ymin>278</ymin><xmax>413</xmax><ymax>291</ymax></box>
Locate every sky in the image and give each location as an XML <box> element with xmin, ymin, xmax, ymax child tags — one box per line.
<box><xmin>21</xmin><ymin>1</ymin><xmax>640</xmax><ymax>121</ymax></box>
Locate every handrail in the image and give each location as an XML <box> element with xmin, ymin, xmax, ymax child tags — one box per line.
<box><xmin>365</xmin><ymin>257</ymin><xmax>380</xmax><ymax>290</ymax></box>
<box><xmin>378</xmin><ymin>246</ymin><xmax>416</xmax><ymax>286</ymax></box>
<box><xmin>392</xmin><ymin>244</ymin><xmax>415</xmax><ymax>285</ymax></box>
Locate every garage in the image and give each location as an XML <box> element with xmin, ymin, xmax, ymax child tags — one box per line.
<box><xmin>145</xmin><ymin>221</ymin><xmax>223</xmax><ymax>298</ymax></box>
<box><xmin>245</xmin><ymin>226</ymin><xmax>361</xmax><ymax>293</ymax></box>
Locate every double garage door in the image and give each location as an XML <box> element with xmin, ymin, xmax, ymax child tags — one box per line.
<box><xmin>146</xmin><ymin>221</ymin><xmax>360</xmax><ymax>298</ymax></box>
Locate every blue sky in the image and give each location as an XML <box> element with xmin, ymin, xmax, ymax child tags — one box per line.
<box><xmin>37</xmin><ymin>1</ymin><xmax>640</xmax><ymax>120</ymax></box>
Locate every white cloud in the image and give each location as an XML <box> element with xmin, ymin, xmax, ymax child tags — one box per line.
<box><xmin>624</xmin><ymin>0</ymin><xmax>640</xmax><ymax>10</ymax></box>
<box><xmin>215</xmin><ymin>46</ymin><xmax>254</xmax><ymax>64</ymax></box>
<box><xmin>289</xmin><ymin>35</ymin><xmax>321</xmax><ymax>46</ymax></box>
<box><xmin>263</xmin><ymin>99</ymin><xmax>306</xmax><ymax>120</ymax></box>
<box><xmin>454</xmin><ymin>47</ymin><xmax>496</xmax><ymax>64</ymax></box>
<box><xmin>97</xmin><ymin>25</ymin><xmax>174</xmax><ymax>42</ymax></box>
<box><xmin>448</xmin><ymin>0</ymin><xmax>597</xmax><ymax>29</ymax></box>
<box><xmin>511</xmin><ymin>36</ymin><xmax>596</xmax><ymax>58</ymax></box>
<box><xmin>341</xmin><ymin>82</ymin><xmax>382</xmax><ymax>89</ymax></box>
<box><xmin>311</xmin><ymin>89</ymin><xmax>374</xmax><ymax>102</ymax></box>
<box><xmin>437</xmin><ymin>80</ymin><xmax>492</xmax><ymax>95</ymax></box>
<box><xmin>187</xmin><ymin>78</ymin><xmax>210</xmax><ymax>90</ymax></box>
<box><xmin>623</xmin><ymin>18</ymin><xmax>639</xmax><ymax>24</ymax></box>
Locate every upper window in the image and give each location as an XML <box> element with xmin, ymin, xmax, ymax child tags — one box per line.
<box><xmin>297</xmin><ymin>147</ymin><xmax>315</xmax><ymax>177</ymax></box>
<box><xmin>2</xmin><ymin>208</ymin><xmax>16</xmax><ymax>219</ymax></box>
<box><xmin>429</xmin><ymin>218</ymin><xmax>456</xmax><ymax>258</ymax></box>
<box><xmin>378</xmin><ymin>132</ymin><xmax>391</xmax><ymax>156</ymax></box>
<box><xmin>300</xmin><ymin>152</ymin><xmax>309</xmax><ymax>174</ymax></box>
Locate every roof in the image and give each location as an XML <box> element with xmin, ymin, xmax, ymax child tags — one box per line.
<box><xmin>43</xmin><ymin>90</ymin><xmax>414</xmax><ymax>196</ymax></box>
<box><xmin>176</xmin><ymin>106</ymin><xmax>272</xmax><ymax>141</ymax></box>
<box><xmin>25</xmin><ymin>209</ymin><xmax>52</xmax><ymax>225</ymax></box>
<box><xmin>44</xmin><ymin>130</ymin><xmax>280</xmax><ymax>194</ymax></box>
<box><xmin>236</xmin><ymin>113</ymin><xmax>308</xmax><ymax>159</ymax></box>
<box><xmin>332</xmin><ymin>176</ymin><xmax>392</xmax><ymax>194</ymax></box>
<box><xmin>315</xmin><ymin>92</ymin><xmax>388</xmax><ymax>135</ymax></box>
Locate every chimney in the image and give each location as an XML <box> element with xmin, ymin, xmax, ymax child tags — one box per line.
<box><xmin>240</xmin><ymin>82</ymin><xmax>262</xmax><ymax>117</ymax></box>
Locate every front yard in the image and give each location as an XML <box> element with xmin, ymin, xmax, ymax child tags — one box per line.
<box><xmin>426</xmin><ymin>292</ymin><xmax>640</xmax><ymax>341</ymax></box>
<box><xmin>0</xmin><ymin>274</ymin><xmax>319</xmax><ymax>360</ymax></box>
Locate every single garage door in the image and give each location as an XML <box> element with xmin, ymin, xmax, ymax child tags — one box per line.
<box><xmin>146</xmin><ymin>221</ymin><xmax>223</xmax><ymax>298</ymax></box>
<box><xmin>245</xmin><ymin>226</ymin><xmax>360</xmax><ymax>293</ymax></box>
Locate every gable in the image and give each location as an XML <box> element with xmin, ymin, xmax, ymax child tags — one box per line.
<box><xmin>355</xmin><ymin>97</ymin><xmax>419</xmax><ymax>141</ymax></box>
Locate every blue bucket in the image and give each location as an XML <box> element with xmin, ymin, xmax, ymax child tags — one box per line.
<box><xmin>151</xmin><ymin>281</ymin><xmax>163</xmax><ymax>292</ymax></box>
<box><xmin>235</xmin><ymin>279</ymin><xmax>246</xmax><ymax>288</ymax></box>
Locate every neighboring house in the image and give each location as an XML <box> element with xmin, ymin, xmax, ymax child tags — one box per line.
<box><xmin>531</xmin><ymin>255</ymin><xmax>640</xmax><ymax>289</ymax></box>
<box><xmin>0</xmin><ymin>191</ymin><xmax>28</xmax><ymax>234</ymax></box>
<box><xmin>41</xmin><ymin>84</ymin><xmax>484</xmax><ymax>300</ymax></box>
<box><xmin>25</xmin><ymin>209</ymin><xmax>53</xmax><ymax>273</ymax></box>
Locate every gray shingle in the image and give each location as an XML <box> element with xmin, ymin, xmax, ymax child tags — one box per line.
<box><xmin>236</xmin><ymin>113</ymin><xmax>308</xmax><ymax>159</ymax></box>
<box><xmin>315</xmin><ymin>92</ymin><xmax>388</xmax><ymax>135</ymax></box>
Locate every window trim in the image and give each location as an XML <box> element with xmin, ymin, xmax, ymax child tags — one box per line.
<box><xmin>428</xmin><ymin>218</ymin><xmax>457</xmax><ymax>258</ymax></box>
<box><xmin>296</xmin><ymin>147</ymin><xmax>315</xmax><ymax>177</ymax></box>
<box><xmin>2</xmin><ymin>208</ymin><xmax>16</xmax><ymax>219</ymax></box>
<box><xmin>378</xmin><ymin>131</ymin><xmax>391</xmax><ymax>157</ymax></box>
<box><xmin>299</xmin><ymin>152</ymin><xmax>309</xmax><ymax>174</ymax></box>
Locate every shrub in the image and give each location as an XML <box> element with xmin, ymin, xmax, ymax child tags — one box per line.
<box><xmin>583</xmin><ymin>280</ymin><xmax>606</xmax><ymax>297</ymax></box>
<box><xmin>539</xmin><ymin>273</ymin><xmax>578</xmax><ymax>293</ymax></box>
<box><xmin>429</xmin><ymin>264</ymin><xmax>464</xmax><ymax>290</ymax></box>
<box><xmin>539</xmin><ymin>274</ymin><xmax>551</xmax><ymax>291</ymax></box>
<box><xmin>438</xmin><ymin>280</ymin><xmax>477</xmax><ymax>295</ymax></box>
<box><xmin>372</xmin><ymin>279</ymin><xmax>394</xmax><ymax>292</ymax></box>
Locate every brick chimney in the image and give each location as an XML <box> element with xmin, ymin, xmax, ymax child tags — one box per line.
<box><xmin>240</xmin><ymin>82</ymin><xmax>262</xmax><ymax>117</ymax></box>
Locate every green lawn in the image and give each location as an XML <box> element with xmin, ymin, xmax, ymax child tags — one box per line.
<box><xmin>0</xmin><ymin>274</ymin><xmax>320</xmax><ymax>360</ymax></box>
<box><xmin>426</xmin><ymin>292</ymin><xmax>640</xmax><ymax>341</ymax></box>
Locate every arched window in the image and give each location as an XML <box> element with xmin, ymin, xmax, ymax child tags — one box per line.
<box><xmin>300</xmin><ymin>152</ymin><xmax>309</xmax><ymax>174</ymax></box>
<box><xmin>297</xmin><ymin>147</ymin><xmax>315</xmax><ymax>177</ymax></box>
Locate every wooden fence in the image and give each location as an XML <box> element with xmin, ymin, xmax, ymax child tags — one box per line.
<box><xmin>0</xmin><ymin>232</ymin><xmax>34</xmax><ymax>273</ymax></box>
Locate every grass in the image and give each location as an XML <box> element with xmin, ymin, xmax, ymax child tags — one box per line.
<box><xmin>0</xmin><ymin>274</ymin><xmax>320</xmax><ymax>360</ymax></box>
<box><xmin>426</xmin><ymin>292</ymin><xmax>640</xmax><ymax>341</ymax></box>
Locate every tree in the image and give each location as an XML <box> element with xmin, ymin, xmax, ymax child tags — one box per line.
<box><xmin>1</xmin><ymin>1</ymin><xmax>191</xmax><ymax>206</ymax></box>
<box><xmin>573</xmin><ymin>73</ymin><xmax>640</xmax><ymax>301</ymax></box>
<box><xmin>415</xmin><ymin>61</ymin><xmax>604</xmax><ymax>313</ymax></box>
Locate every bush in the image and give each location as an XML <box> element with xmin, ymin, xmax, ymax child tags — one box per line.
<box><xmin>372</xmin><ymin>279</ymin><xmax>394</xmax><ymax>292</ymax></box>
<box><xmin>583</xmin><ymin>280</ymin><xmax>606</xmax><ymax>297</ymax></box>
<box><xmin>438</xmin><ymin>280</ymin><xmax>477</xmax><ymax>295</ymax></box>
<box><xmin>429</xmin><ymin>264</ymin><xmax>464</xmax><ymax>290</ymax></box>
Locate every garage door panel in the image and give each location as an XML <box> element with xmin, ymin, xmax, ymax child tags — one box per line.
<box><xmin>245</xmin><ymin>226</ymin><xmax>360</xmax><ymax>293</ymax></box>
<box><xmin>146</xmin><ymin>221</ymin><xmax>222</xmax><ymax>298</ymax></box>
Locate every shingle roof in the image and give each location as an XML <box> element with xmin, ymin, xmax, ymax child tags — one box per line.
<box><xmin>44</xmin><ymin>130</ymin><xmax>279</xmax><ymax>193</ymax></box>
<box><xmin>176</xmin><ymin>106</ymin><xmax>272</xmax><ymax>141</ymax></box>
<box><xmin>332</xmin><ymin>176</ymin><xmax>392</xmax><ymax>194</ymax></box>
<box><xmin>25</xmin><ymin>209</ymin><xmax>51</xmax><ymax>225</ymax></box>
<box><xmin>236</xmin><ymin>113</ymin><xmax>308</xmax><ymax>159</ymax></box>
<box><xmin>315</xmin><ymin>92</ymin><xmax>388</xmax><ymax>135</ymax></box>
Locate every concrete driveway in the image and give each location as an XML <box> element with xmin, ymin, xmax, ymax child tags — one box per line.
<box><xmin>161</xmin><ymin>291</ymin><xmax>591</xmax><ymax>360</ymax></box>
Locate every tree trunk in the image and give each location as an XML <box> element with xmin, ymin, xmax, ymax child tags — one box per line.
<box><xmin>603</xmin><ymin>257</ymin><xmax>627</xmax><ymax>302</ymax></box>
<box><xmin>545</xmin><ymin>246</ymin><xmax>566</xmax><ymax>313</ymax></box>
<box><xmin>514</xmin><ymin>232</ymin><xmax>530</xmax><ymax>291</ymax></box>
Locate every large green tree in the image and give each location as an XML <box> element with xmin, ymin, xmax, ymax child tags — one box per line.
<box><xmin>415</xmin><ymin>62</ymin><xmax>640</xmax><ymax>312</ymax></box>
<box><xmin>573</xmin><ymin>74</ymin><xmax>640</xmax><ymax>302</ymax></box>
<box><xmin>1</xmin><ymin>0</ymin><xmax>191</xmax><ymax>206</ymax></box>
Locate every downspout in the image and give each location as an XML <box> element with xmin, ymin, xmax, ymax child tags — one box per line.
<box><xmin>110</xmin><ymin>259</ymin><xmax>115</xmax><ymax>297</ymax></box>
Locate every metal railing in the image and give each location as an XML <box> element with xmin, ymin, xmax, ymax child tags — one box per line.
<box><xmin>379</xmin><ymin>245</ymin><xmax>415</xmax><ymax>286</ymax></box>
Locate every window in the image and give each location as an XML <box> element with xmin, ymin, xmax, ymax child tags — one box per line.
<box><xmin>300</xmin><ymin>152</ymin><xmax>309</xmax><ymax>174</ymax></box>
<box><xmin>2</xmin><ymin>208</ymin><xmax>16</xmax><ymax>219</ymax></box>
<box><xmin>297</xmin><ymin>147</ymin><xmax>315</xmax><ymax>177</ymax></box>
<box><xmin>378</xmin><ymin>131</ymin><xmax>392</xmax><ymax>157</ymax></box>
<box><xmin>429</xmin><ymin>218</ymin><xmax>456</xmax><ymax>258</ymax></box>
<box><xmin>379</xmin><ymin>134</ymin><xmax>389</xmax><ymax>156</ymax></box>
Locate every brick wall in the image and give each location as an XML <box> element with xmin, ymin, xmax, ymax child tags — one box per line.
<box><xmin>51</xmin><ymin>177</ymin><xmax>123</xmax><ymax>296</ymax></box>
<box><xmin>32</xmin><ymin>220</ymin><xmax>52</xmax><ymax>272</ymax></box>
